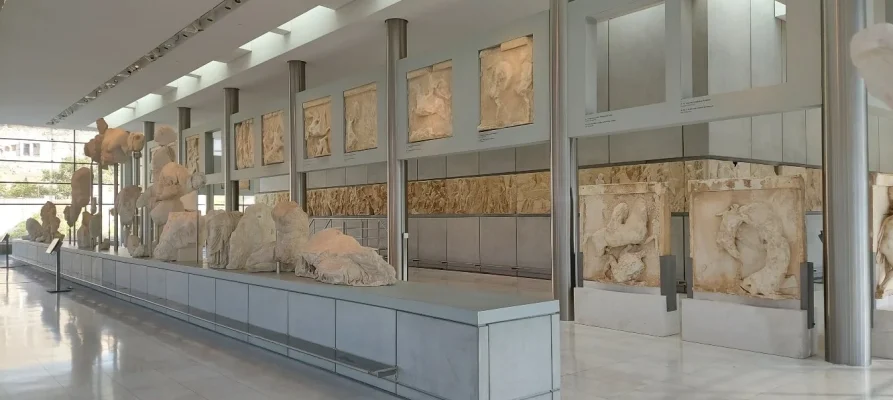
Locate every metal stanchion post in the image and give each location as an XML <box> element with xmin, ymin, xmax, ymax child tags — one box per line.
<box><xmin>46</xmin><ymin>238</ymin><xmax>71</xmax><ymax>294</ymax></box>
<box><xmin>2</xmin><ymin>234</ymin><xmax>10</xmax><ymax>270</ymax></box>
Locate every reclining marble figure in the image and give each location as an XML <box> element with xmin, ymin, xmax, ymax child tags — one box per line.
<box><xmin>39</xmin><ymin>201</ymin><xmax>62</xmax><ymax>243</ymax></box>
<box><xmin>227</xmin><ymin>204</ymin><xmax>276</xmax><ymax>272</ymax></box>
<box><xmin>85</xmin><ymin>118</ymin><xmax>146</xmax><ymax>168</ymax></box>
<box><xmin>300</xmin><ymin>228</ymin><xmax>396</xmax><ymax>286</ymax></box>
<box><xmin>205</xmin><ymin>211</ymin><xmax>242</xmax><ymax>268</ymax></box>
<box><xmin>272</xmin><ymin>201</ymin><xmax>310</xmax><ymax>273</ymax></box>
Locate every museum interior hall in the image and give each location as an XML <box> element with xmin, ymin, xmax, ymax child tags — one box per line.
<box><xmin>4</xmin><ymin>0</ymin><xmax>893</xmax><ymax>398</ymax></box>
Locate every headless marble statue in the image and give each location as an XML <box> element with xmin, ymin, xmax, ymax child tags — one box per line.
<box><xmin>39</xmin><ymin>201</ymin><xmax>62</xmax><ymax>243</ymax></box>
<box><xmin>227</xmin><ymin>204</ymin><xmax>276</xmax><ymax>272</ymax></box>
<box><xmin>204</xmin><ymin>211</ymin><xmax>242</xmax><ymax>268</ymax></box>
<box><xmin>300</xmin><ymin>229</ymin><xmax>396</xmax><ymax>286</ymax></box>
<box><xmin>272</xmin><ymin>201</ymin><xmax>310</xmax><ymax>274</ymax></box>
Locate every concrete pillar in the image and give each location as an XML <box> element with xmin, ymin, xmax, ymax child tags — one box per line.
<box><xmin>288</xmin><ymin>60</ymin><xmax>308</xmax><ymax>210</ymax></box>
<box><xmin>224</xmin><ymin>88</ymin><xmax>239</xmax><ymax>211</ymax></box>
<box><xmin>386</xmin><ymin>18</ymin><xmax>409</xmax><ymax>281</ymax></box>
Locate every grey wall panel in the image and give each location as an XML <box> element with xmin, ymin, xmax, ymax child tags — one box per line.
<box><xmin>488</xmin><ymin>316</ymin><xmax>553</xmax><ymax>400</ymax></box>
<box><xmin>165</xmin><ymin>270</ymin><xmax>189</xmax><ymax>314</ymax></box>
<box><xmin>417</xmin><ymin>218</ymin><xmax>447</xmax><ymax>264</ymax></box>
<box><xmin>188</xmin><ymin>275</ymin><xmax>215</xmax><ymax>314</ymax></box>
<box><xmin>881</xmin><ymin>116</ymin><xmax>893</xmax><ymax>173</ymax></box>
<box><xmin>708</xmin><ymin>119</ymin><xmax>752</xmax><ymax>159</ymax></box>
<box><xmin>806</xmin><ymin>213</ymin><xmax>824</xmax><ymax>278</ymax></box>
<box><xmin>325</xmin><ymin>168</ymin><xmax>346</xmax><ymax>187</ymax></box>
<box><xmin>258</xmin><ymin>175</ymin><xmax>289</xmax><ymax>193</ymax></box>
<box><xmin>515</xmin><ymin>143</ymin><xmax>550</xmax><ymax>172</ymax></box>
<box><xmin>396</xmin><ymin>312</ymin><xmax>480</xmax><ymax>400</ymax></box>
<box><xmin>683</xmin><ymin>124</ymin><xmax>710</xmax><ymax>157</ymax></box>
<box><xmin>408</xmin><ymin>218</ymin><xmax>419</xmax><ymax>262</ymax></box>
<box><xmin>446</xmin><ymin>217</ymin><xmax>480</xmax><ymax>266</ymax></box>
<box><xmin>609</xmin><ymin>129</ymin><xmax>683</xmax><ymax>163</ymax></box>
<box><xmin>335</xmin><ymin>301</ymin><xmax>396</xmax><ymax>364</ymax></box>
<box><xmin>406</xmin><ymin>159</ymin><xmax>418</xmax><ymax>181</ymax></box>
<box><xmin>805</xmin><ymin>108</ymin><xmax>823</xmax><ymax>167</ymax></box>
<box><xmin>147</xmin><ymin>267</ymin><xmax>166</xmax><ymax>303</ymax></box>
<box><xmin>671</xmin><ymin>216</ymin><xmax>686</xmax><ymax>281</ymax></box>
<box><xmin>479</xmin><ymin>148</ymin><xmax>516</xmax><ymax>174</ymax></box>
<box><xmin>101</xmin><ymin>259</ymin><xmax>115</xmax><ymax>287</ymax></box>
<box><xmin>345</xmin><ymin>165</ymin><xmax>368</xmax><ymax>186</ymax></box>
<box><xmin>576</xmin><ymin>136</ymin><xmax>609</xmax><ymax>167</ymax></box>
<box><xmin>446</xmin><ymin>153</ymin><xmax>480</xmax><ymax>178</ymax></box>
<box><xmin>608</xmin><ymin>3</ymin><xmax>666</xmax><ymax>110</ymax></box>
<box><xmin>480</xmin><ymin>217</ymin><xmax>517</xmax><ymax>267</ymax></box>
<box><xmin>367</xmin><ymin>162</ymin><xmax>388</xmax><ymax>184</ymax></box>
<box><xmin>516</xmin><ymin>217</ymin><xmax>551</xmax><ymax>270</ymax></box>
<box><xmin>750</xmin><ymin>0</ymin><xmax>784</xmax><ymax>88</ymax></box>
<box><xmin>344</xmin><ymin>220</ymin><xmax>364</xmax><ymax>244</ymax></box>
<box><xmin>708</xmin><ymin>0</ymin><xmax>751</xmax><ymax>94</ymax></box>
<box><xmin>417</xmin><ymin>156</ymin><xmax>447</xmax><ymax>180</ymax></box>
<box><xmin>130</xmin><ymin>264</ymin><xmax>148</xmax><ymax>298</ymax></box>
<box><xmin>115</xmin><ymin>262</ymin><xmax>132</xmax><ymax>299</ymax></box>
<box><xmin>248</xmin><ymin>286</ymin><xmax>288</xmax><ymax>335</ymax></box>
<box><xmin>215</xmin><ymin>280</ymin><xmax>249</xmax><ymax>329</ymax></box>
<box><xmin>870</xmin><ymin>116</ymin><xmax>881</xmax><ymax>172</ymax></box>
<box><xmin>782</xmin><ymin>111</ymin><xmax>807</xmax><ymax>164</ymax></box>
<box><xmin>307</xmin><ymin>171</ymin><xmax>326</xmax><ymax>189</ymax></box>
<box><xmin>288</xmin><ymin>293</ymin><xmax>336</xmax><ymax>347</ymax></box>
<box><xmin>751</xmin><ymin>114</ymin><xmax>783</xmax><ymax>162</ymax></box>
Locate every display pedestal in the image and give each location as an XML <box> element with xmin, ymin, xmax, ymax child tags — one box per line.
<box><xmin>575</xmin><ymin>286</ymin><xmax>679</xmax><ymax>336</ymax></box>
<box><xmin>872</xmin><ymin>297</ymin><xmax>893</xmax><ymax>359</ymax></box>
<box><xmin>681</xmin><ymin>298</ymin><xmax>813</xmax><ymax>359</ymax></box>
<box><xmin>176</xmin><ymin>246</ymin><xmax>198</xmax><ymax>262</ymax></box>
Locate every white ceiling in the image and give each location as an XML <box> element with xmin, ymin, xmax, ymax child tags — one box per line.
<box><xmin>0</xmin><ymin>0</ymin><xmax>549</xmax><ymax>132</ymax></box>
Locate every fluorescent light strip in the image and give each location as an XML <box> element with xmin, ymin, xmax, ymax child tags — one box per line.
<box><xmin>46</xmin><ymin>0</ymin><xmax>251</xmax><ymax>125</ymax></box>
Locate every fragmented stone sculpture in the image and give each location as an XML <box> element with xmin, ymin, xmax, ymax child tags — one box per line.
<box><xmin>852</xmin><ymin>23</ymin><xmax>893</xmax><ymax>110</ymax></box>
<box><xmin>408</xmin><ymin>61</ymin><xmax>453</xmax><ymax>142</ymax></box>
<box><xmin>689</xmin><ymin>177</ymin><xmax>806</xmax><ymax>299</ymax></box>
<box><xmin>138</xmin><ymin>162</ymin><xmax>206</xmax><ymax>235</ymax></box>
<box><xmin>227</xmin><ymin>204</ymin><xmax>276</xmax><ymax>272</ymax></box>
<box><xmin>112</xmin><ymin>186</ymin><xmax>142</xmax><ymax>227</ymax></box>
<box><xmin>344</xmin><ymin>83</ymin><xmax>378</xmax><ymax>152</ymax></box>
<box><xmin>479</xmin><ymin>36</ymin><xmax>534</xmax><ymax>131</ymax></box>
<box><xmin>154</xmin><ymin>211</ymin><xmax>200</xmax><ymax>261</ymax></box>
<box><xmin>303</xmin><ymin>97</ymin><xmax>332</xmax><ymax>158</ymax></box>
<box><xmin>77</xmin><ymin>211</ymin><xmax>93</xmax><ymax>249</ymax></box>
<box><xmin>205</xmin><ymin>211</ymin><xmax>242</xmax><ymax>268</ymax></box>
<box><xmin>262</xmin><ymin>110</ymin><xmax>285</xmax><ymax>165</ymax></box>
<box><xmin>300</xmin><ymin>228</ymin><xmax>396</xmax><ymax>286</ymax></box>
<box><xmin>69</xmin><ymin>167</ymin><xmax>93</xmax><ymax>226</ymax></box>
<box><xmin>235</xmin><ymin>118</ymin><xmax>255</xmax><ymax>169</ymax></box>
<box><xmin>272</xmin><ymin>201</ymin><xmax>310</xmax><ymax>273</ymax></box>
<box><xmin>24</xmin><ymin>218</ymin><xmax>41</xmax><ymax>241</ymax></box>
<box><xmin>154</xmin><ymin>125</ymin><xmax>177</xmax><ymax>146</ymax></box>
<box><xmin>39</xmin><ymin>201</ymin><xmax>62</xmax><ymax>243</ymax></box>
<box><xmin>872</xmin><ymin>173</ymin><xmax>893</xmax><ymax>298</ymax></box>
<box><xmin>580</xmin><ymin>183</ymin><xmax>670</xmax><ymax>287</ymax></box>
<box><xmin>185</xmin><ymin>136</ymin><xmax>200</xmax><ymax>174</ymax></box>
<box><xmin>84</xmin><ymin>118</ymin><xmax>146</xmax><ymax>168</ymax></box>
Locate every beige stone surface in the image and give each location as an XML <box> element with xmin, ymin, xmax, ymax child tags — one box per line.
<box><xmin>579</xmin><ymin>168</ymin><xmax>611</xmax><ymax>186</ymax></box>
<box><xmin>239</xmin><ymin>180</ymin><xmax>250</xmax><ymax>190</ymax></box>
<box><xmin>262</xmin><ymin>110</ymin><xmax>285</xmax><ymax>165</ymax></box>
<box><xmin>580</xmin><ymin>183</ymin><xmax>671</xmax><ymax>287</ymax></box>
<box><xmin>408</xmin><ymin>180</ymin><xmax>447</xmax><ymax>215</ymax></box>
<box><xmin>445</xmin><ymin>175</ymin><xmax>516</xmax><ymax>214</ymax></box>
<box><xmin>304</xmin><ymin>97</ymin><xmax>332</xmax><ymax>158</ymax></box>
<box><xmin>185</xmin><ymin>136</ymin><xmax>200</xmax><ymax>175</ymax></box>
<box><xmin>235</xmin><ymin>118</ymin><xmax>255</xmax><ymax>170</ymax></box>
<box><xmin>301</xmin><ymin>228</ymin><xmax>396</xmax><ymax>286</ymax></box>
<box><xmin>409</xmin><ymin>61</ymin><xmax>453</xmax><ymax>142</ymax></box>
<box><xmin>516</xmin><ymin>172</ymin><xmax>550</xmax><ymax>214</ymax></box>
<box><xmin>256</xmin><ymin>192</ymin><xmax>290</xmax><ymax>208</ymax></box>
<box><xmin>344</xmin><ymin>83</ymin><xmax>378</xmax><ymax>153</ymax></box>
<box><xmin>689</xmin><ymin>177</ymin><xmax>805</xmax><ymax>300</ymax></box>
<box><xmin>479</xmin><ymin>36</ymin><xmax>534</xmax><ymax>131</ymax></box>
<box><xmin>872</xmin><ymin>173</ymin><xmax>893</xmax><ymax>298</ymax></box>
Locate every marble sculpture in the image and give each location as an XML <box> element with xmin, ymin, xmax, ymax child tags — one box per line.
<box><xmin>68</xmin><ymin>167</ymin><xmax>93</xmax><ymax>227</ymax></box>
<box><xmin>580</xmin><ymin>183</ymin><xmax>670</xmax><ymax>287</ymax></box>
<box><xmin>303</xmin><ymin>97</ymin><xmax>332</xmax><ymax>158</ymax></box>
<box><xmin>112</xmin><ymin>186</ymin><xmax>143</xmax><ymax>255</ymax></box>
<box><xmin>227</xmin><ymin>204</ymin><xmax>276</xmax><ymax>272</ymax></box>
<box><xmin>205</xmin><ymin>211</ymin><xmax>243</xmax><ymax>268</ymax></box>
<box><xmin>77</xmin><ymin>211</ymin><xmax>93</xmax><ymax>249</ymax></box>
<box><xmin>24</xmin><ymin>218</ymin><xmax>41</xmax><ymax>241</ymax></box>
<box><xmin>344</xmin><ymin>83</ymin><xmax>378</xmax><ymax>152</ymax></box>
<box><xmin>185</xmin><ymin>136</ymin><xmax>200</xmax><ymax>174</ymax></box>
<box><xmin>154</xmin><ymin>211</ymin><xmax>200</xmax><ymax>261</ymax></box>
<box><xmin>236</xmin><ymin>118</ymin><xmax>255</xmax><ymax>169</ymax></box>
<box><xmin>272</xmin><ymin>201</ymin><xmax>310</xmax><ymax>273</ymax></box>
<box><xmin>84</xmin><ymin>118</ymin><xmax>146</xmax><ymax>168</ymax></box>
<box><xmin>262</xmin><ymin>110</ymin><xmax>285</xmax><ymax>165</ymax></box>
<box><xmin>137</xmin><ymin>160</ymin><xmax>206</xmax><ymax>252</ymax></box>
<box><xmin>300</xmin><ymin>229</ymin><xmax>396</xmax><ymax>286</ymax></box>
<box><xmin>871</xmin><ymin>173</ymin><xmax>893</xmax><ymax>298</ymax></box>
<box><xmin>408</xmin><ymin>61</ymin><xmax>453</xmax><ymax>142</ymax></box>
<box><xmin>689</xmin><ymin>177</ymin><xmax>805</xmax><ymax>299</ymax></box>
<box><xmin>39</xmin><ymin>201</ymin><xmax>62</xmax><ymax>243</ymax></box>
<box><xmin>479</xmin><ymin>36</ymin><xmax>534</xmax><ymax>132</ymax></box>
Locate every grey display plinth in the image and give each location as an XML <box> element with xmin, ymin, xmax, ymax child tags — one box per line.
<box><xmin>11</xmin><ymin>240</ymin><xmax>560</xmax><ymax>400</ymax></box>
<box><xmin>872</xmin><ymin>297</ymin><xmax>893</xmax><ymax>360</ymax></box>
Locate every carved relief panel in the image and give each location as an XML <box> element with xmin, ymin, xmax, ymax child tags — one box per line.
<box><xmin>479</xmin><ymin>35</ymin><xmax>534</xmax><ymax>132</ymax></box>
<box><xmin>303</xmin><ymin>97</ymin><xmax>332</xmax><ymax>158</ymax></box>
<box><xmin>872</xmin><ymin>173</ymin><xmax>893</xmax><ymax>299</ymax></box>
<box><xmin>408</xmin><ymin>61</ymin><xmax>453</xmax><ymax>142</ymax></box>
<box><xmin>185</xmin><ymin>136</ymin><xmax>200</xmax><ymax>175</ymax></box>
<box><xmin>580</xmin><ymin>183</ymin><xmax>671</xmax><ymax>287</ymax></box>
<box><xmin>689</xmin><ymin>177</ymin><xmax>806</xmax><ymax>300</ymax></box>
<box><xmin>344</xmin><ymin>83</ymin><xmax>378</xmax><ymax>153</ymax></box>
<box><xmin>235</xmin><ymin>118</ymin><xmax>255</xmax><ymax>170</ymax></box>
<box><xmin>262</xmin><ymin>110</ymin><xmax>285</xmax><ymax>165</ymax></box>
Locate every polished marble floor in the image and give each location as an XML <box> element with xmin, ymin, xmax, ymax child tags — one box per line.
<box><xmin>5</xmin><ymin>262</ymin><xmax>893</xmax><ymax>399</ymax></box>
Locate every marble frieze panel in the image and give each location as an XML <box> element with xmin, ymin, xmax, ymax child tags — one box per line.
<box><xmin>515</xmin><ymin>172</ymin><xmax>550</xmax><ymax>214</ymax></box>
<box><xmin>689</xmin><ymin>177</ymin><xmax>806</xmax><ymax>300</ymax></box>
<box><xmin>185</xmin><ymin>136</ymin><xmax>200</xmax><ymax>175</ymax></box>
<box><xmin>235</xmin><ymin>118</ymin><xmax>255</xmax><ymax>170</ymax></box>
<box><xmin>479</xmin><ymin>36</ymin><xmax>534</xmax><ymax>132</ymax></box>
<box><xmin>304</xmin><ymin>97</ymin><xmax>332</xmax><ymax>158</ymax></box>
<box><xmin>445</xmin><ymin>175</ymin><xmax>516</xmax><ymax>214</ymax></box>
<box><xmin>408</xmin><ymin>61</ymin><xmax>453</xmax><ymax>143</ymax></box>
<box><xmin>580</xmin><ymin>183</ymin><xmax>671</xmax><ymax>287</ymax></box>
<box><xmin>262</xmin><ymin>110</ymin><xmax>285</xmax><ymax>165</ymax></box>
<box><xmin>408</xmin><ymin>180</ymin><xmax>447</xmax><ymax>215</ymax></box>
<box><xmin>344</xmin><ymin>83</ymin><xmax>378</xmax><ymax>153</ymax></box>
<box><xmin>256</xmin><ymin>192</ymin><xmax>290</xmax><ymax>208</ymax></box>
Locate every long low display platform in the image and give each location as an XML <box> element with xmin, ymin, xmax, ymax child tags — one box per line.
<box><xmin>12</xmin><ymin>239</ymin><xmax>560</xmax><ymax>400</ymax></box>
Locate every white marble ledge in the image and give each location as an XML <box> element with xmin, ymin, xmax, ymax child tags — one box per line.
<box><xmin>12</xmin><ymin>239</ymin><xmax>558</xmax><ymax>327</ymax></box>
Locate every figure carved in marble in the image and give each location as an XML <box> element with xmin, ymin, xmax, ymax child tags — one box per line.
<box><xmin>409</xmin><ymin>61</ymin><xmax>453</xmax><ymax>142</ymax></box>
<box><xmin>479</xmin><ymin>36</ymin><xmax>534</xmax><ymax>132</ymax></box>
<box><xmin>235</xmin><ymin>118</ymin><xmax>255</xmax><ymax>170</ymax></box>
<box><xmin>345</xmin><ymin>83</ymin><xmax>377</xmax><ymax>153</ymax></box>
<box><xmin>262</xmin><ymin>110</ymin><xmax>285</xmax><ymax>165</ymax></box>
<box><xmin>39</xmin><ymin>201</ymin><xmax>62</xmax><ymax>243</ymax></box>
<box><xmin>205</xmin><ymin>211</ymin><xmax>242</xmax><ymax>268</ymax></box>
<box><xmin>304</xmin><ymin>97</ymin><xmax>332</xmax><ymax>158</ymax></box>
<box><xmin>24</xmin><ymin>218</ymin><xmax>41</xmax><ymax>241</ymax></box>
<box><xmin>273</xmin><ymin>201</ymin><xmax>310</xmax><ymax>273</ymax></box>
<box><xmin>77</xmin><ymin>211</ymin><xmax>93</xmax><ymax>249</ymax></box>
<box><xmin>84</xmin><ymin>118</ymin><xmax>146</xmax><ymax>168</ymax></box>
<box><xmin>300</xmin><ymin>228</ymin><xmax>396</xmax><ymax>286</ymax></box>
<box><xmin>227</xmin><ymin>204</ymin><xmax>276</xmax><ymax>272</ymax></box>
<box><xmin>872</xmin><ymin>176</ymin><xmax>893</xmax><ymax>299</ymax></box>
<box><xmin>68</xmin><ymin>167</ymin><xmax>93</xmax><ymax>227</ymax></box>
<box><xmin>185</xmin><ymin>136</ymin><xmax>200</xmax><ymax>174</ymax></box>
<box><xmin>111</xmin><ymin>186</ymin><xmax>143</xmax><ymax>255</ymax></box>
<box><xmin>137</xmin><ymin>161</ymin><xmax>206</xmax><ymax>250</ymax></box>
<box><xmin>154</xmin><ymin>211</ymin><xmax>200</xmax><ymax>261</ymax></box>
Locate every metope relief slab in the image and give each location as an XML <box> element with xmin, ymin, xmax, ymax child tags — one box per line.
<box><xmin>689</xmin><ymin>177</ymin><xmax>806</xmax><ymax>300</ymax></box>
<box><xmin>479</xmin><ymin>35</ymin><xmax>534</xmax><ymax>132</ymax></box>
<box><xmin>408</xmin><ymin>61</ymin><xmax>453</xmax><ymax>142</ymax></box>
<box><xmin>304</xmin><ymin>97</ymin><xmax>332</xmax><ymax>158</ymax></box>
<box><xmin>872</xmin><ymin>173</ymin><xmax>893</xmax><ymax>299</ymax></box>
<box><xmin>580</xmin><ymin>183</ymin><xmax>671</xmax><ymax>287</ymax></box>
<box><xmin>235</xmin><ymin>118</ymin><xmax>255</xmax><ymax>170</ymax></box>
<box><xmin>344</xmin><ymin>83</ymin><xmax>378</xmax><ymax>153</ymax></box>
<box><xmin>185</xmin><ymin>136</ymin><xmax>200</xmax><ymax>175</ymax></box>
<box><xmin>262</xmin><ymin>110</ymin><xmax>285</xmax><ymax>165</ymax></box>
